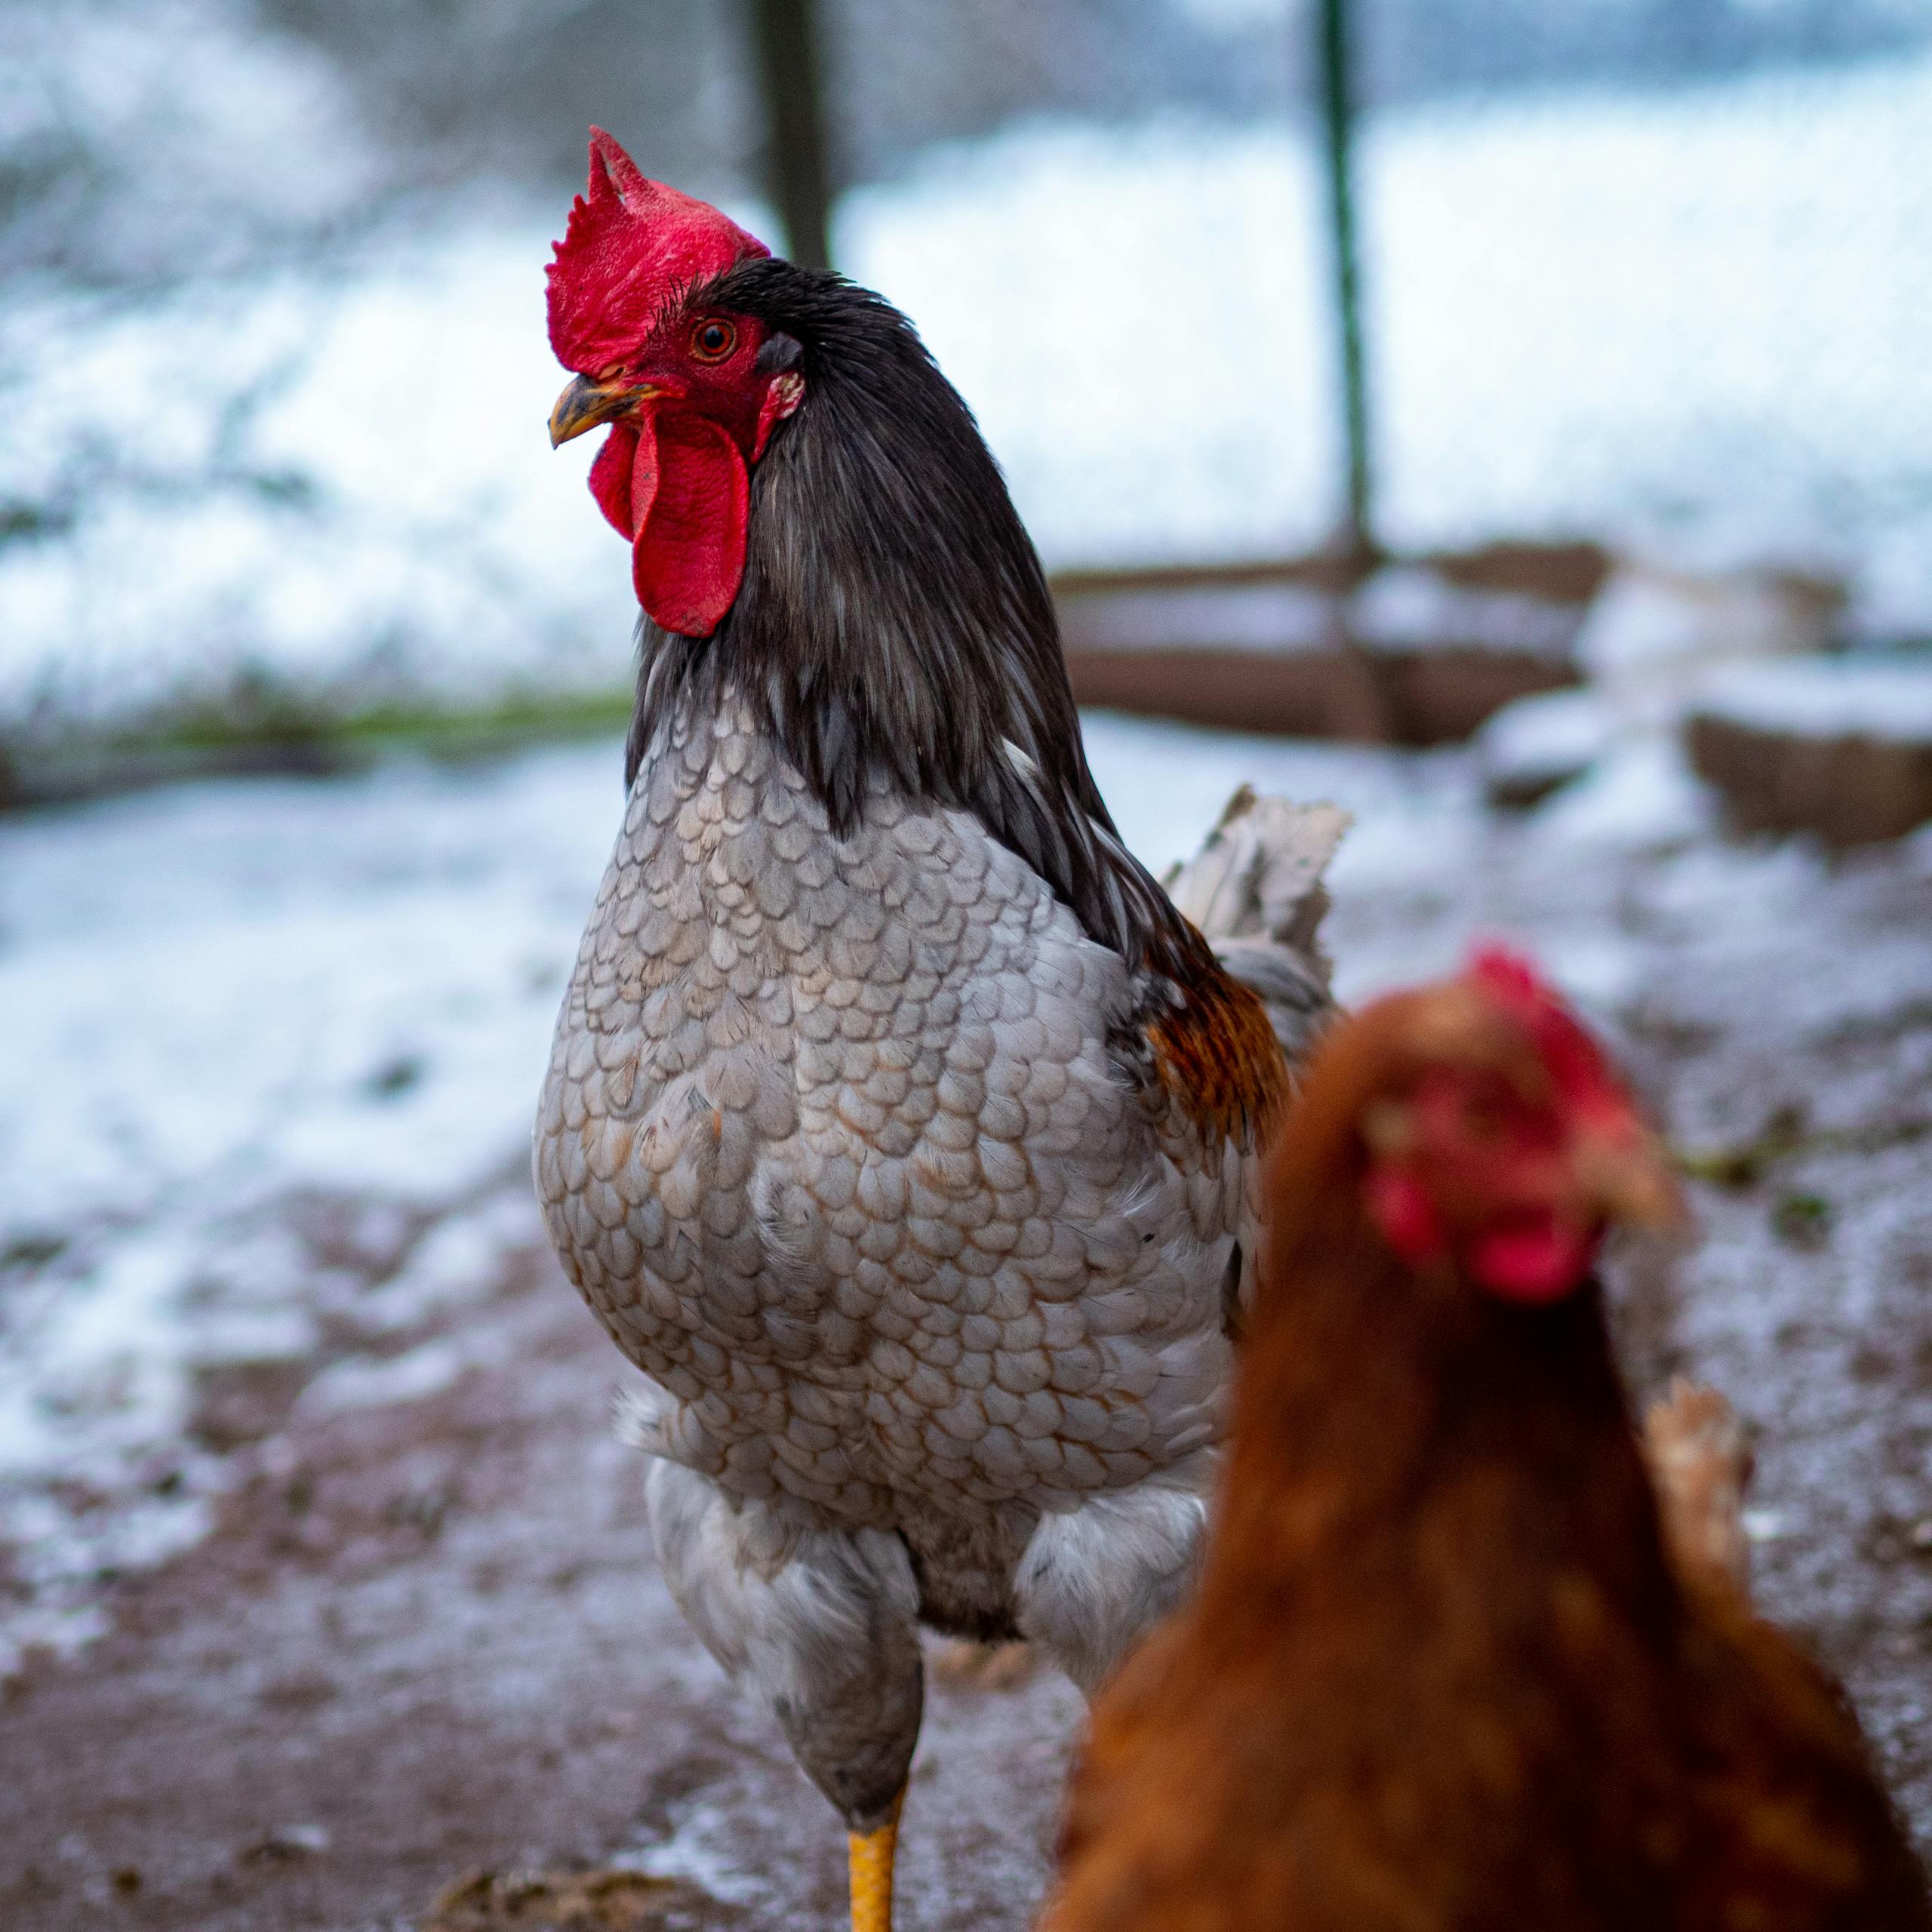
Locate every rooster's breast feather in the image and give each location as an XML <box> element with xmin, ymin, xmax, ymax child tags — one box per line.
<box><xmin>536</xmin><ymin>706</ymin><xmax>1297</xmax><ymax>1531</ymax></box>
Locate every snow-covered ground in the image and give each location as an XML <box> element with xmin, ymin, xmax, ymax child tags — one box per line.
<box><xmin>1695</xmin><ymin>656</ymin><xmax>1932</xmax><ymax>740</ymax></box>
<box><xmin>5</xmin><ymin>53</ymin><xmax>1930</xmax><ymax>732</ymax></box>
<box><xmin>5</xmin><ymin>712</ymin><xmax>1932</xmax><ymax>1702</ymax></box>
<box><xmin>3</xmin><ymin>714</ymin><xmax>1930</xmax><ymax>1927</ymax></box>
<box><xmin>0</xmin><ymin>745</ymin><xmax>613</xmax><ymax>1657</ymax></box>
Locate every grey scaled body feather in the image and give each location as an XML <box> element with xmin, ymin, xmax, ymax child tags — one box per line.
<box><xmin>536</xmin><ymin>706</ymin><xmax>1340</xmax><ymax>1826</ymax></box>
<box><xmin>535</xmin><ymin>250</ymin><xmax>1345</xmax><ymax>1837</ymax></box>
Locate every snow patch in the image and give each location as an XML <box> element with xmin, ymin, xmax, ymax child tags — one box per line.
<box><xmin>1477</xmin><ymin>686</ymin><xmax>1617</xmax><ymax>791</ymax></box>
<box><xmin>1692</xmin><ymin>658</ymin><xmax>1932</xmax><ymax>743</ymax></box>
<box><xmin>1348</xmin><ymin>566</ymin><xmax>1578</xmax><ymax>660</ymax></box>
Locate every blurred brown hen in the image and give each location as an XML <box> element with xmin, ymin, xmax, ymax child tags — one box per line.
<box><xmin>1044</xmin><ymin>949</ymin><xmax>1930</xmax><ymax>1932</ymax></box>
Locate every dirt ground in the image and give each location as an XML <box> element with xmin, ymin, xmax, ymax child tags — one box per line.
<box><xmin>4</xmin><ymin>731</ymin><xmax>1930</xmax><ymax>1930</ymax></box>
<box><xmin>7</xmin><ymin>1094</ymin><xmax>1929</xmax><ymax>1932</ymax></box>
<box><xmin>0</xmin><ymin>1186</ymin><xmax>1086</xmax><ymax>1932</ymax></box>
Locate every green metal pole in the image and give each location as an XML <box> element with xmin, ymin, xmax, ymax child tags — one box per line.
<box><xmin>749</xmin><ymin>0</ymin><xmax>835</xmax><ymax>271</ymax></box>
<box><xmin>1315</xmin><ymin>0</ymin><xmax>1373</xmax><ymax>558</ymax></box>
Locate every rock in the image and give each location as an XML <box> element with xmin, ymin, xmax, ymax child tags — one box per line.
<box><xmin>424</xmin><ymin>1866</ymin><xmax>724</xmax><ymax>1931</ymax></box>
<box><xmin>1477</xmin><ymin>687</ymin><xmax>1618</xmax><ymax>808</ymax></box>
<box><xmin>1684</xmin><ymin>659</ymin><xmax>1932</xmax><ymax>846</ymax></box>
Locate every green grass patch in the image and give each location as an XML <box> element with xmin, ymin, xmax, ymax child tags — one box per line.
<box><xmin>2</xmin><ymin>685</ymin><xmax>636</xmax><ymax>808</ymax></box>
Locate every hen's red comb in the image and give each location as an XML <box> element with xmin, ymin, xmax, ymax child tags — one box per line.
<box><xmin>1466</xmin><ymin>944</ymin><xmax>1617</xmax><ymax>1109</ymax></box>
<box><xmin>1467</xmin><ymin>944</ymin><xmax>1552</xmax><ymax>1016</ymax></box>
<box><xmin>546</xmin><ymin>128</ymin><xmax>768</xmax><ymax>374</ymax></box>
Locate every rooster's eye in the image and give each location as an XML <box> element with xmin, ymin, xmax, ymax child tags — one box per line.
<box><xmin>691</xmin><ymin>318</ymin><xmax>737</xmax><ymax>363</ymax></box>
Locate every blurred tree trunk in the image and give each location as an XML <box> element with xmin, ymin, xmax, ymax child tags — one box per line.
<box><xmin>749</xmin><ymin>0</ymin><xmax>835</xmax><ymax>269</ymax></box>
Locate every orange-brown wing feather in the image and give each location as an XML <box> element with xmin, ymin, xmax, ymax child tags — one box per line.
<box><xmin>1146</xmin><ymin>956</ymin><xmax>1292</xmax><ymax>1152</ymax></box>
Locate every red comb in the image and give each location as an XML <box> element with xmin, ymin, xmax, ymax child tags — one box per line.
<box><xmin>1465</xmin><ymin>944</ymin><xmax>1617</xmax><ymax>1109</ymax></box>
<box><xmin>546</xmin><ymin>128</ymin><xmax>768</xmax><ymax>374</ymax></box>
<box><xmin>1467</xmin><ymin>944</ymin><xmax>1550</xmax><ymax>1014</ymax></box>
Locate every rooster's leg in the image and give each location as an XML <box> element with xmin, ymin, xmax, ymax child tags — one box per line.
<box><xmin>848</xmin><ymin>1784</ymin><xmax>906</xmax><ymax>1932</ymax></box>
<box><xmin>645</xmin><ymin>1463</ymin><xmax>924</xmax><ymax>1917</ymax></box>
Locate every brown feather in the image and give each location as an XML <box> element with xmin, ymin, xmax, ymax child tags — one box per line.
<box><xmin>1148</xmin><ymin>956</ymin><xmax>1294</xmax><ymax>1152</ymax></box>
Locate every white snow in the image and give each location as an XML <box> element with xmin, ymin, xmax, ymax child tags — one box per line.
<box><xmin>5</xmin><ymin>52</ymin><xmax>1932</xmax><ymax>733</ymax></box>
<box><xmin>1475</xmin><ymin>685</ymin><xmax>1617</xmax><ymax>791</ymax></box>
<box><xmin>1690</xmin><ymin>657</ymin><xmax>1932</xmax><ymax>743</ymax></box>
<box><xmin>0</xmin><ymin>242</ymin><xmax>630</xmax><ymax>731</ymax></box>
<box><xmin>0</xmin><ymin>747</ymin><xmax>615</xmax><ymax>1664</ymax></box>
<box><xmin>1528</xmin><ymin>734</ymin><xmax>1715</xmax><ymax>853</ymax></box>
<box><xmin>1346</xmin><ymin>566</ymin><xmax>1578</xmax><ymax>660</ymax></box>
<box><xmin>1574</xmin><ymin>559</ymin><xmax>1842</xmax><ymax>729</ymax></box>
<box><xmin>299</xmin><ymin>1337</ymin><xmax>475</xmax><ymax>1417</ymax></box>
<box><xmin>1478</xmin><ymin>571</ymin><xmax>1930</xmax><ymax>806</ymax></box>
<box><xmin>0</xmin><ymin>0</ymin><xmax>380</xmax><ymax>281</ymax></box>
<box><xmin>1058</xmin><ymin>583</ymin><xmax>1334</xmax><ymax>655</ymax></box>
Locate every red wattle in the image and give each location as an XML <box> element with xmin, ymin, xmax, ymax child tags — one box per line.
<box><xmin>1467</xmin><ymin>1214</ymin><xmax>1597</xmax><ymax>1305</ymax></box>
<box><xmin>1365</xmin><ymin>1166</ymin><xmax>1446</xmax><ymax>1268</ymax></box>
<box><xmin>626</xmin><ymin>409</ymin><xmax>750</xmax><ymax>638</ymax></box>
<box><xmin>587</xmin><ymin>425</ymin><xmax>638</xmax><ymax>537</ymax></box>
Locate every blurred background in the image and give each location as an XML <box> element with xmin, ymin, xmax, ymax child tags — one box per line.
<box><xmin>4</xmin><ymin>5</ymin><xmax>1932</xmax><ymax>1928</ymax></box>
<box><xmin>4</xmin><ymin>0</ymin><xmax>1930</xmax><ymax>752</ymax></box>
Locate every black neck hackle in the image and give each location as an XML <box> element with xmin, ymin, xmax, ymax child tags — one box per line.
<box><xmin>624</xmin><ymin>256</ymin><xmax>1208</xmax><ymax>983</ymax></box>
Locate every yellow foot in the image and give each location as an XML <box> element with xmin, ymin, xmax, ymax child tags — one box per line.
<box><xmin>848</xmin><ymin>1786</ymin><xmax>905</xmax><ymax>1932</ymax></box>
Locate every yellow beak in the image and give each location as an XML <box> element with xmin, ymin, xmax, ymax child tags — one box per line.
<box><xmin>549</xmin><ymin>374</ymin><xmax>662</xmax><ymax>448</ymax></box>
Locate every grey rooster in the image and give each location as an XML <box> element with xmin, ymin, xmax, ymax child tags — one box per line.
<box><xmin>534</xmin><ymin>128</ymin><xmax>1346</xmax><ymax>1931</ymax></box>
